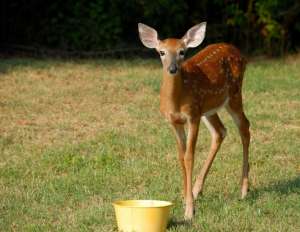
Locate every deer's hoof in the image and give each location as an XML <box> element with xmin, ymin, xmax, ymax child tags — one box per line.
<box><xmin>241</xmin><ymin>190</ymin><xmax>248</xmax><ymax>199</ymax></box>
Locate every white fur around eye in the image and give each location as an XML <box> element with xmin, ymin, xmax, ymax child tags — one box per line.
<box><xmin>159</xmin><ymin>50</ymin><xmax>166</xmax><ymax>56</ymax></box>
<box><xmin>159</xmin><ymin>50</ymin><xmax>167</xmax><ymax>59</ymax></box>
<box><xmin>179</xmin><ymin>50</ymin><xmax>185</xmax><ymax>57</ymax></box>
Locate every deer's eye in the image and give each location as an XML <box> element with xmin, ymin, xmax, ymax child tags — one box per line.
<box><xmin>159</xmin><ymin>51</ymin><xmax>165</xmax><ymax>56</ymax></box>
<box><xmin>179</xmin><ymin>50</ymin><xmax>185</xmax><ymax>56</ymax></box>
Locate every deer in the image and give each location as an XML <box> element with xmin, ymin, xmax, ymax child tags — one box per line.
<box><xmin>138</xmin><ymin>22</ymin><xmax>250</xmax><ymax>220</ymax></box>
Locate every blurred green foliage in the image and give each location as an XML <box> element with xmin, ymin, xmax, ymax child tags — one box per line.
<box><xmin>40</xmin><ymin>0</ymin><xmax>122</xmax><ymax>49</ymax></box>
<box><xmin>2</xmin><ymin>0</ymin><xmax>300</xmax><ymax>55</ymax></box>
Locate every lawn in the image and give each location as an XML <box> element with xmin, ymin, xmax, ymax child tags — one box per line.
<box><xmin>0</xmin><ymin>55</ymin><xmax>299</xmax><ymax>231</ymax></box>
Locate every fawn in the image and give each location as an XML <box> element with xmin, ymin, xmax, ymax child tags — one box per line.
<box><xmin>138</xmin><ymin>22</ymin><xmax>250</xmax><ymax>220</ymax></box>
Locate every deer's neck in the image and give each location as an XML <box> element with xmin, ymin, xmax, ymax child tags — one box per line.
<box><xmin>160</xmin><ymin>71</ymin><xmax>183</xmax><ymax>113</ymax></box>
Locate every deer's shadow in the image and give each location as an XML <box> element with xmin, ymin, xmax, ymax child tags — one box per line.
<box><xmin>247</xmin><ymin>176</ymin><xmax>300</xmax><ymax>202</ymax></box>
<box><xmin>167</xmin><ymin>176</ymin><xmax>299</xmax><ymax>230</ymax></box>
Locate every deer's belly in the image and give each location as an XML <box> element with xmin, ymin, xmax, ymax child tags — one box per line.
<box><xmin>202</xmin><ymin>97</ymin><xmax>229</xmax><ymax>116</ymax></box>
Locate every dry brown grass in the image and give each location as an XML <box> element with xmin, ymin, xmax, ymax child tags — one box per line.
<box><xmin>0</xmin><ymin>60</ymin><xmax>160</xmax><ymax>151</ymax></box>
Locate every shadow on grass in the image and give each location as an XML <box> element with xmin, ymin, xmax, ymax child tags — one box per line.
<box><xmin>167</xmin><ymin>217</ymin><xmax>192</xmax><ymax>230</ymax></box>
<box><xmin>248</xmin><ymin>176</ymin><xmax>300</xmax><ymax>201</ymax></box>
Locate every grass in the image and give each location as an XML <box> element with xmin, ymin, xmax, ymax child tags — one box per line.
<box><xmin>0</xmin><ymin>55</ymin><xmax>299</xmax><ymax>231</ymax></box>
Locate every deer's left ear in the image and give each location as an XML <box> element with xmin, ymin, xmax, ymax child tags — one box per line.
<box><xmin>138</xmin><ymin>23</ymin><xmax>159</xmax><ymax>49</ymax></box>
<box><xmin>182</xmin><ymin>22</ymin><xmax>206</xmax><ymax>48</ymax></box>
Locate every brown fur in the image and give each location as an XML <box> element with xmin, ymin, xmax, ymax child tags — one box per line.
<box><xmin>159</xmin><ymin>42</ymin><xmax>247</xmax><ymax>123</ymax></box>
<box><xmin>158</xmin><ymin>41</ymin><xmax>250</xmax><ymax>220</ymax></box>
<box><xmin>139</xmin><ymin>23</ymin><xmax>251</xmax><ymax>220</ymax></box>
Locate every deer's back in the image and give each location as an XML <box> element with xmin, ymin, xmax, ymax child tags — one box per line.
<box><xmin>182</xmin><ymin>43</ymin><xmax>246</xmax><ymax>88</ymax></box>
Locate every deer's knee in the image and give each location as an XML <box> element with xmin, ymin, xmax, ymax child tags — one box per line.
<box><xmin>241</xmin><ymin>118</ymin><xmax>250</xmax><ymax>139</ymax></box>
<box><xmin>243</xmin><ymin>117</ymin><xmax>250</xmax><ymax>131</ymax></box>
<box><xmin>183</xmin><ymin>151</ymin><xmax>195</xmax><ymax>165</ymax></box>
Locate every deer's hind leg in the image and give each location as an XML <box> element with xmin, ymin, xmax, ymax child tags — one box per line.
<box><xmin>226</xmin><ymin>94</ymin><xmax>250</xmax><ymax>199</ymax></box>
<box><xmin>193</xmin><ymin>114</ymin><xmax>227</xmax><ymax>200</ymax></box>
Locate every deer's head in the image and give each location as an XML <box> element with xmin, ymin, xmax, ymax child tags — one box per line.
<box><xmin>138</xmin><ymin>22</ymin><xmax>206</xmax><ymax>76</ymax></box>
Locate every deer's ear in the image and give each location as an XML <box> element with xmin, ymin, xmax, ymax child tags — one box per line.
<box><xmin>138</xmin><ymin>23</ymin><xmax>159</xmax><ymax>49</ymax></box>
<box><xmin>182</xmin><ymin>22</ymin><xmax>206</xmax><ymax>48</ymax></box>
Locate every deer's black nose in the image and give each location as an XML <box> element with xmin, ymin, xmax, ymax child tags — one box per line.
<box><xmin>168</xmin><ymin>64</ymin><xmax>178</xmax><ymax>74</ymax></box>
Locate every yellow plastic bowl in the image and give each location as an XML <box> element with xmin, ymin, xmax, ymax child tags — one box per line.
<box><xmin>113</xmin><ymin>200</ymin><xmax>173</xmax><ymax>232</ymax></box>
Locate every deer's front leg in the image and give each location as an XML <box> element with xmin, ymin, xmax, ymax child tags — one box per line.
<box><xmin>184</xmin><ymin>118</ymin><xmax>200</xmax><ymax>220</ymax></box>
<box><xmin>171</xmin><ymin>123</ymin><xmax>187</xmax><ymax>199</ymax></box>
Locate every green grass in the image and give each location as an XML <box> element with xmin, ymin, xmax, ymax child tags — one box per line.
<box><xmin>0</xmin><ymin>55</ymin><xmax>299</xmax><ymax>231</ymax></box>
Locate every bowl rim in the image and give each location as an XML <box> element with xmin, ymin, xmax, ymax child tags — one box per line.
<box><xmin>112</xmin><ymin>199</ymin><xmax>173</xmax><ymax>208</ymax></box>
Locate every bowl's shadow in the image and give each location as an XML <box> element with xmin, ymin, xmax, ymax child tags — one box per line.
<box><xmin>167</xmin><ymin>217</ymin><xmax>192</xmax><ymax>230</ymax></box>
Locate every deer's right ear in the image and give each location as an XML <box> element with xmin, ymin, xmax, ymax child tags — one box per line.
<box><xmin>138</xmin><ymin>23</ymin><xmax>159</xmax><ymax>49</ymax></box>
<box><xmin>182</xmin><ymin>22</ymin><xmax>206</xmax><ymax>48</ymax></box>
